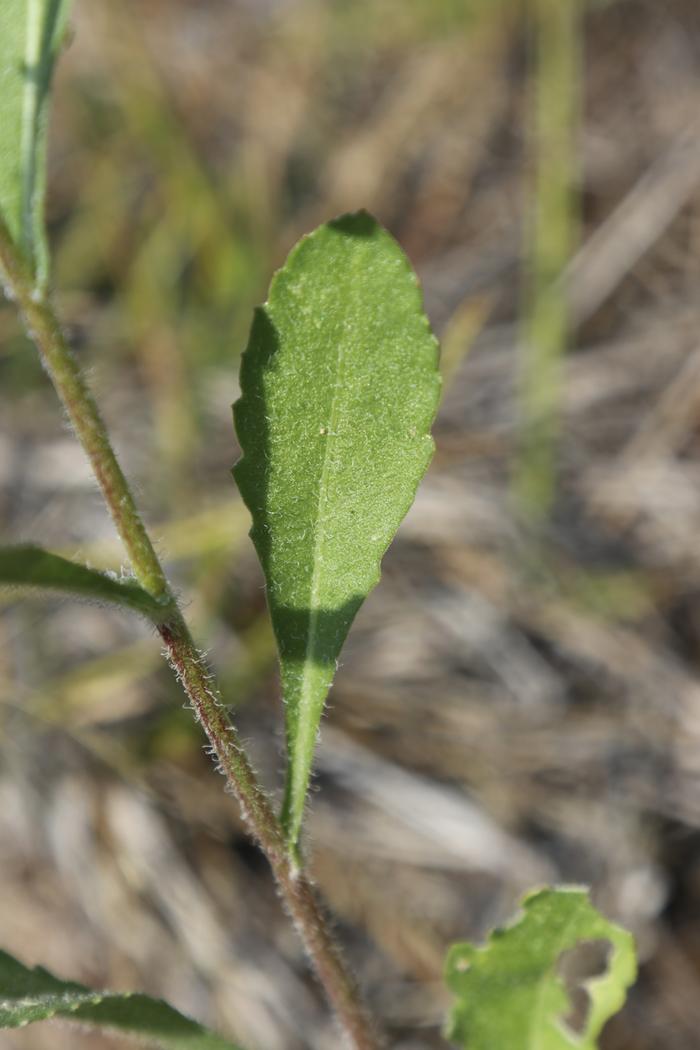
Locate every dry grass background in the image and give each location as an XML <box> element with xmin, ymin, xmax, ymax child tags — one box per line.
<box><xmin>2</xmin><ymin>0</ymin><xmax>700</xmax><ymax>1046</ymax></box>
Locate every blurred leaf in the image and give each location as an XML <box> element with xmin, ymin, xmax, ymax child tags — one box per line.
<box><xmin>0</xmin><ymin>544</ymin><xmax>173</xmax><ymax>621</ymax></box>
<box><xmin>0</xmin><ymin>947</ymin><xmax>242</xmax><ymax>1049</ymax></box>
<box><xmin>515</xmin><ymin>0</ymin><xmax>580</xmax><ymax>520</ymax></box>
<box><xmin>0</xmin><ymin>0</ymin><xmax>70</xmax><ymax>286</ymax></box>
<box><xmin>233</xmin><ymin>211</ymin><xmax>440</xmax><ymax>849</ymax></box>
<box><xmin>439</xmin><ymin>294</ymin><xmax>492</xmax><ymax>387</ymax></box>
<box><xmin>445</xmin><ymin>887</ymin><xmax>637</xmax><ymax>1050</ymax></box>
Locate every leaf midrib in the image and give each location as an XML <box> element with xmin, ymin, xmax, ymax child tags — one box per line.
<box><xmin>20</xmin><ymin>0</ymin><xmax>42</xmax><ymax>264</ymax></box>
<box><xmin>0</xmin><ymin>990</ymin><xmax>103</xmax><ymax>1014</ymax></box>
<box><xmin>292</xmin><ymin>245</ymin><xmax>359</xmax><ymax>799</ymax></box>
<box><xmin>528</xmin><ymin>896</ymin><xmax>584</xmax><ymax>1050</ymax></box>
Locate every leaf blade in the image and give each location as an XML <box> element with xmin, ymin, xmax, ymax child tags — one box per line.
<box><xmin>0</xmin><ymin>947</ymin><xmax>243</xmax><ymax>1049</ymax></box>
<box><xmin>0</xmin><ymin>545</ymin><xmax>173</xmax><ymax>621</ymax></box>
<box><xmin>445</xmin><ymin>886</ymin><xmax>637</xmax><ymax>1050</ymax></box>
<box><xmin>233</xmin><ymin>211</ymin><xmax>440</xmax><ymax>847</ymax></box>
<box><xmin>0</xmin><ymin>0</ymin><xmax>70</xmax><ymax>286</ymax></box>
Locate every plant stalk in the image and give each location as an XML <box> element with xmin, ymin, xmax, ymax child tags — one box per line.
<box><xmin>0</xmin><ymin>218</ymin><xmax>383</xmax><ymax>1050</ymax></box>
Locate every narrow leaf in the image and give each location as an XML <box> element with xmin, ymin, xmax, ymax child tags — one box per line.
<box><xmin>0</xmin><ymin>948</ymin><xmax>242</xmax><ymax>1049</ymax></box>
<box><xmin>233</xmin><ymin>211</ymin><xmax>440</xmax><ymax>848</ymax></box>
<box><xmin>0</xmin><ymin>545</ymin><xmax>173</xmax><ymax>621</ymax></box>
<box><xmin>445</xmin><ymin>886</ymin><xmax>637</xmax><ymax>1050</ymax></box>
<box><xmin>0</xmin><ymin>0</ymin><xmax>70</xmax><ymax>286</ymax></box>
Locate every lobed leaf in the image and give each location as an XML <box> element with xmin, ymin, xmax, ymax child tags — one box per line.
<box><xmin>0</xmin><ymin>545</ymin><xmax>173</xmax><ymax>621</ymax></box>
<box><xmin>445</xmin><ymin>886</ymin><xmax>637</xmax><ymax>1050</ymax></box>
<box><xmin>0</xmin><ymin>948</ymin><xmax>243</xmax><ymax>1049</ymax></box>
<box><xmin>233</xmin><ymin>211</ymin><xmax>441</xmax><ymax>849</ymax></box>
<box><xmin>0</xmin><ymin>0</ymin><xmax>70</xmax><ymax>286</ymax></box>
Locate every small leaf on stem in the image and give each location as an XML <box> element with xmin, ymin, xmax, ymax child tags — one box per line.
<box><xmin>0</xmin><ymin>0</ymin><xmax>71</xmax><ymax>286</ymax></box>
<box><xmin>0</xmin><ymin>544</ymin><xmax>173</xmax><ymax>621</ymax></box>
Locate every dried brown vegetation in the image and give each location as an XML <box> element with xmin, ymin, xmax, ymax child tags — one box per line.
<box><xmin>3</xmin><ymin>0</ymin><xmax>700</xmax><ymax>1046</ymax></box>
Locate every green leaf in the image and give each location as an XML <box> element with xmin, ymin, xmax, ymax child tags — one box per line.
<box><xmin>0</xmin><ymin>947</ymin><xmax>243</xmax><ymax>1049</ymax></box>
<box><xmin>0</xmin><ymin>0</ymin><xmax>70</xmax><ymax>287</ymax></box>
<box><xmin>445</xmin><ymin>886</ymin><xmax>637</xmax><ymax>1050</ymax></box>
<box><xmin>0</xmin><ymin>545</ymin><xmax>173</xmax><ymax>621</ymax></box>
<box><xmin>233</xmin><ymin>211</ymin><xmax>440</xmax><ymax>849</ymax></box>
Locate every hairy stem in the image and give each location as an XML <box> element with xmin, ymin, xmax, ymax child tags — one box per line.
<box><xmin>0</xmin><ymin>218</ymin><xmax>383</xmax><ymax>1050</ymax></box>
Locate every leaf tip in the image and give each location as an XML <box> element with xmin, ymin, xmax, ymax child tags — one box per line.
<box><xmin>327</xmin><ymin>208</ymin><xmax>381</xmax><ymax>238</ymax></box>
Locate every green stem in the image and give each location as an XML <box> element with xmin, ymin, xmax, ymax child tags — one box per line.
<box><xmin>0</xmin><ymin>216</ymin><xmax>383</xmax><ymax>1050</ymax></box>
